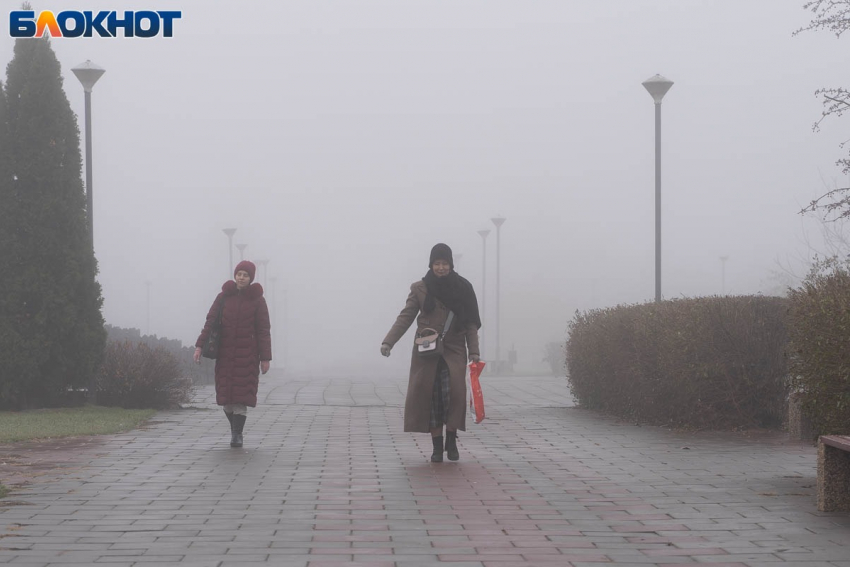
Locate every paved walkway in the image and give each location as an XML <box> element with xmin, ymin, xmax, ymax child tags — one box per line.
<box><xmin>1</xmin><ymin>372</ymin><xmax>849</xmax><ymax>566</ymax></box>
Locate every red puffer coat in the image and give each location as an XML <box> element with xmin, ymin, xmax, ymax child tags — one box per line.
<box><xmin>195</xmin><ymin>280</ymin><xmax>272</xmax><ymax>407</ymax></box>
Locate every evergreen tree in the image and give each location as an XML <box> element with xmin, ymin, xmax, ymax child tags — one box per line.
<box><xmin>0</xmin><ymin>37</ymin><xmax>105</xmax><ymax>408</ymax></box>
<box><xmin>0</xmin><ymin>79</ymin><xmax>17</xmax><ymax>405</ymax></box>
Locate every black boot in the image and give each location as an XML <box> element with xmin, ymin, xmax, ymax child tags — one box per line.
<box><xmin>430</xmin><ymin>435</ymin><xmax>443</xmax><ymax>462</ymax></box>
<box><xmin>224</xmin><ymin>411</ymin><xmax>234</xmax><ymax>445</ymax></box>
<box><xmin>231</xmin><ymin>414</ymin><xmax>246</xmax><ymax>447</ymax></box>
<box><xmin>445</xmin><ymin>430</ymin><xmax>459</xmax><ymax>461</ymax></box>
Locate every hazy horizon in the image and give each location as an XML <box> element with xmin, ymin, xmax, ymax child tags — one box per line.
<box><xmin>2</xmin><ymin>1</ymin><xmax>847</xmax><ymax>376</ymax></box>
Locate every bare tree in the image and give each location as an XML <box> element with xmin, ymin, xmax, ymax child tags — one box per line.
<box><xmin>770</xmin><ymin>216</ymin><xmax>850</xmax><ymax>284</ymax></box>
<box><xmin>542</xmin><ymin>341</ymin><xmax>566</xmax><ymax>377</ymax></box>
<box><xmin>795</xmin><ymin>1</ymin><xmax>850</xmax><ymax>219</ymax></box>
<box><xmin>767</xmin><ymin>175</ymin><xmax>850</xmax><ymax>295</ymax></box>
<box><xmin>796</xmin><ymin>0</ymin><xmax>850</xmax><ymax>37</ymax></box>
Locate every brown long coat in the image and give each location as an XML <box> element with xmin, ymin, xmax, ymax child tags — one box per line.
<box><xmin>383</xmin><ymin>280</ymin><xmax>480</xmax><ymax>433</ymax></box>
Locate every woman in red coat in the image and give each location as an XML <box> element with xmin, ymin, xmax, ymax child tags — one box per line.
<box><xmin>193</xmin><ymin>260</ymin><xmax>272</xmax><ymax>447</ymax></box>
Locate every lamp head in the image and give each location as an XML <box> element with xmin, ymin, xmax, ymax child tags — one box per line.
<box><xmin>72</xmin><ymin>60</ymin><xmax>105</xmax><ymax>93</ymax></box>
<box><xmin>642</xmin><ymin>74</ymin><xmax>673</xmax><ymax>103</ymax></box>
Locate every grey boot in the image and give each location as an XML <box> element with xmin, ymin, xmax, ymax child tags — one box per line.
<box><xmin>231</xmin><ymin>414</ymin><xmax>246</xmax><ymax>447</ymax></box>
<box><xmin>431</xmin><ymin>435</ymin><xmax>443</xmax><ymax>462</ymax></box>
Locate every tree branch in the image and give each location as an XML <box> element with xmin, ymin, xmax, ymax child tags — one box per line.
<box><xmin>824</xmin><ymin>94</ymin><xmax>850</xmax><ymax>108</ymax></box>
<box><xmin>794</xmin><ymin>0</ymin><xmax>850</xmax><ymax>38</ymax></box>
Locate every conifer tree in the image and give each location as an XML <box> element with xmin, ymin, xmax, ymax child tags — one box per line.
<box><xmin>0</xmin><ymin>80</ymin><xmax>16</xmax><ymax>405</ymax></box>
<box><xmin>0</xmin><ymin>36</ymin><xmax>105</xmax><ymax>408</ymax></box>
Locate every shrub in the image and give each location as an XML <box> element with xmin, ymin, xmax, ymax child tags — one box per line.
<box><xmin>104</xmin><ymin>324</ymin><xmax>213</xmax><ymax>385</ymax></box>
<box><xmin>566</xmin><ymin>295</ymin><xmax>789</xmax><ymax>430</ymax></box>
<box><xmin>788</xmin><ymin>260</ymin><xmax>850</xmax><ymax>437</ymax></box>
<box><xmin>96</xmin><ymin>340</ymin><xmax>193</xmax><ymax>409</ymax></box>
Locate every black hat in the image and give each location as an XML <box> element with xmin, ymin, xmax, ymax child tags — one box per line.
<box><xmin>429</xmin><ymin>243</ymin><xmax>454</xmax><ymax>269</ymax></box>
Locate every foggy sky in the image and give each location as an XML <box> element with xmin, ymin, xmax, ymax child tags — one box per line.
<box><xmin>2</xmin><ymin>1</ymin><xmax>846</xmax><ymax>376</ymax></box>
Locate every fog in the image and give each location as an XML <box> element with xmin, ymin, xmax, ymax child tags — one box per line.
<box><xmin>2</xmin><ymin>1</ymin><xmax>846</xmax><ymax>377</ymax></box>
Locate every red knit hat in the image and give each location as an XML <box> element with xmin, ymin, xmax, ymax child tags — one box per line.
<box><xmin>234</xmin><ymin>260</ymin><xmax>256</xmax><ymax>283</ymax></box>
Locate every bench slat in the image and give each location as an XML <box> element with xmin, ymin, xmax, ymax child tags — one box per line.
<box><xmin>821</xmin><ymin>435</ymin><xmax>850</xmax><ymax>452</ymax></box>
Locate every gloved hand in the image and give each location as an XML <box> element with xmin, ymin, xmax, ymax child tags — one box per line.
<box><xmin>380</xmin><ymin>343</ymin><xmax>392</xmax><ymax>357</ymax></box>
<box><xmin>469</xmin><ymin>354</ymin><xmax>480</xmax><ymax>364</ymax></box>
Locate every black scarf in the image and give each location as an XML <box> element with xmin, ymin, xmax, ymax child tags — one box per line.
<box><xmin>422</xmin><ymin>270</ymin><xmax>481</xmax><ymax>329</ymax></box>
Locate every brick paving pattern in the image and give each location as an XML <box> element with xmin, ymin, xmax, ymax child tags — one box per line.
<box><xmin>1</xmin><ymin>372</ymin><xmax>849</xmax><ymax>566</ymax></box>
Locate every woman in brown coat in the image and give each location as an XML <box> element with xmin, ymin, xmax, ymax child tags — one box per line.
<box><xmin>193</xmin><ymin>260</ymin><xmax>272</xmax><ymax>448</ymax></box>
<box><xmin>381</xmin><ymin>243</ymin><xmax>481</xmax><ymax>462</ymax></box>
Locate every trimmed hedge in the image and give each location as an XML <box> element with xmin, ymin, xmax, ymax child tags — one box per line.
<box><xmin>566</xmin><ymin>296</ymin><xmax>789</xmax><ymax>429</ymax></box>
<box><xmin>788</xmin><ymin>263</ymin><xmax>850</xmax><ymax>437</ymax></box>
<box><xmin>105</xmin><ymin>324</ymin><xmax>213</xmax><ymax>385</ymax></box>
<box><xmin>96</xmin><ymin>340</ymin><xmax>193</xmax><ymax>409</ymax></box>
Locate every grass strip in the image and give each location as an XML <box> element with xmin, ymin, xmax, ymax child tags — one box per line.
<box><xmin>0</xmin><ymin>406</ymin><xmax>157</xmax><ymax>443</ymax></box>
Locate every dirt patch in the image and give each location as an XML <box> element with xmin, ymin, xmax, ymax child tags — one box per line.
<box><xmin>0</xmin><ymin>436</ymin><xmax>107</xmax><ymax>495</ymax></box>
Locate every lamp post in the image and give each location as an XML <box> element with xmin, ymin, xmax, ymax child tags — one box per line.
<box><xmin>145</xmin><ymin>280</ymin><xmax>151</xmax><ymax>335</ymax></box>
<box><xmin>282</xmin><ymin>286</ymin><xmax>288</xmax><ymax>371</ymax></box>
<box><xmin>455</xmin><ymin>253</ymin><xmax>463</xmax><ymax>271</ymax></box>
<box><xmin>491</xmin><ymin>217</ymin><xmax>506</xmax><ymax>374</ymax></box>
<box><xmin>270</xmin><ymin>276</ymin><xmax>277</xmax><ymax>369</ymax></box>
<box><xmin>222</xmin><ymin>228</ymin><xmax>236</xmax><ymax>277</ymax></box>
<box><xmin>236</xmin><ymin>243</ymin><xmax>247</xmax><ymax>261</ymax></box>
<box><xmin>257</xmin><ymin>259</ymin><xmax>269</xmax><ymax>288</ymax></box>
<box><xmin>477</xmin><ymin>229</ymin><xmax>490</xmax><ymax>360</ymax></box>
<box><xmin>720</xmin><ymin>256</ymin><xmax>729</xmax><ymax>295</ymax></box>
<box><xmin>71</xmin><ymin>61</ymin><xmax>105</xmax><ymax>252</ymax></box>
<box><xmin>642</xmin><ymin>73</ymin><xmax>673</xmax><ymax>302</ymax></box>
<box><xmin>72</xmin><ymin>60</ymin><xmax>104</xmax><ymax>405</ymax></box>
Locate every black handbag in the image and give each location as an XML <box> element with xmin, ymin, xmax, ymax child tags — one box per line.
<box><xmin>415</xmin><ymin>311</ymin><xmax>454</xmax><ymax>358</ymax></box>
<box><xmin>201</xmin><ymin>296</ymin><xmax>225</xmax><ymax>359</ymax></box>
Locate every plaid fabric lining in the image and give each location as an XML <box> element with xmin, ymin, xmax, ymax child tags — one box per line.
<box><xmin>429</xmin><ymin>358</ymin><xmax>451</xmax><ymax>430</ymax></box>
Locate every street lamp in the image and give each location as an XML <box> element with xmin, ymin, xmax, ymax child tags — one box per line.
<box><xmin>491</xmin><ymin>217</ymin><xmax>506</xmax><ymax>374</ymax></box>
<box><xmin>270</xmin><ymin>276</ymin><xmax>277</xmax><ymax>369</ymax></box>
<box><xmin>72</xmin><ymin>60</ymin><xmax>104</xmax><ymax>405</ymax></box>
<box><xmin>720</xmin><ymin>256</ymin><xmax>729</xmax><ymax>295</ymax></box>
<box><xmin>642</xmin><ymin>73</ymin><xmax>673</xmax><ymax>302</ymax></box>
<box><xmin>222</xmin><ymin>228</ymin><xmax>236</xmax><ymax>277</ymax></box>
<box><xmin>236</xmin><ymin>243</ymin><xmax>247</xmax><ymax>261</ymax></box>
<box><xmin>477</xmin><ymin>229</ymin><xmax>490</xmax><ymax>360</ymax></box>
<box><xmin>145</xmin><ymin>280</ymin><xmax>151</xmax><ymax>335</ymax></box>
<box><xmin>455</xmin><ymin>253</ymin><xmax>463</xmax><ymax>271</ymax></box>
<box><xmin>71</xmin><ymin>60</ymin><xmax>105</xmax><ymax>252</ymax></box>
<box><xmin>282</xmin><ymin>285</ymin><xmax>288</xmax><ymax>371</ymax></box>
<box><xmin>257</xmin><ymin>259</ymin><xmax>269</xmax><ymax>288</ymax></box>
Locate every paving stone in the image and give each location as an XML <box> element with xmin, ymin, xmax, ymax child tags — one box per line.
<box><xmin>1</xmin><ymin>376</ymin><xmax>849</xmax><ymax>565</ymax></box>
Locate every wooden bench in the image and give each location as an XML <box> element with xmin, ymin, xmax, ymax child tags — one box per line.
<box><xmin>818</xmin><ymin>435</ymin><xmax>850</xmax><ymax>512</ymax></box>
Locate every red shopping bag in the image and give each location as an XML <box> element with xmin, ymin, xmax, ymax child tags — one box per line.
<box><xmin>468</xmin><ymin>361</ymin><xmax>486</xmax><ymax>424</ymax></box>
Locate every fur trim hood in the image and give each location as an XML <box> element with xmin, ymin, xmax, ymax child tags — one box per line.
<box><xmin>221</xmin><ymin>280</ymin><xmax>264</xmax><ymax>299</ymax></box>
